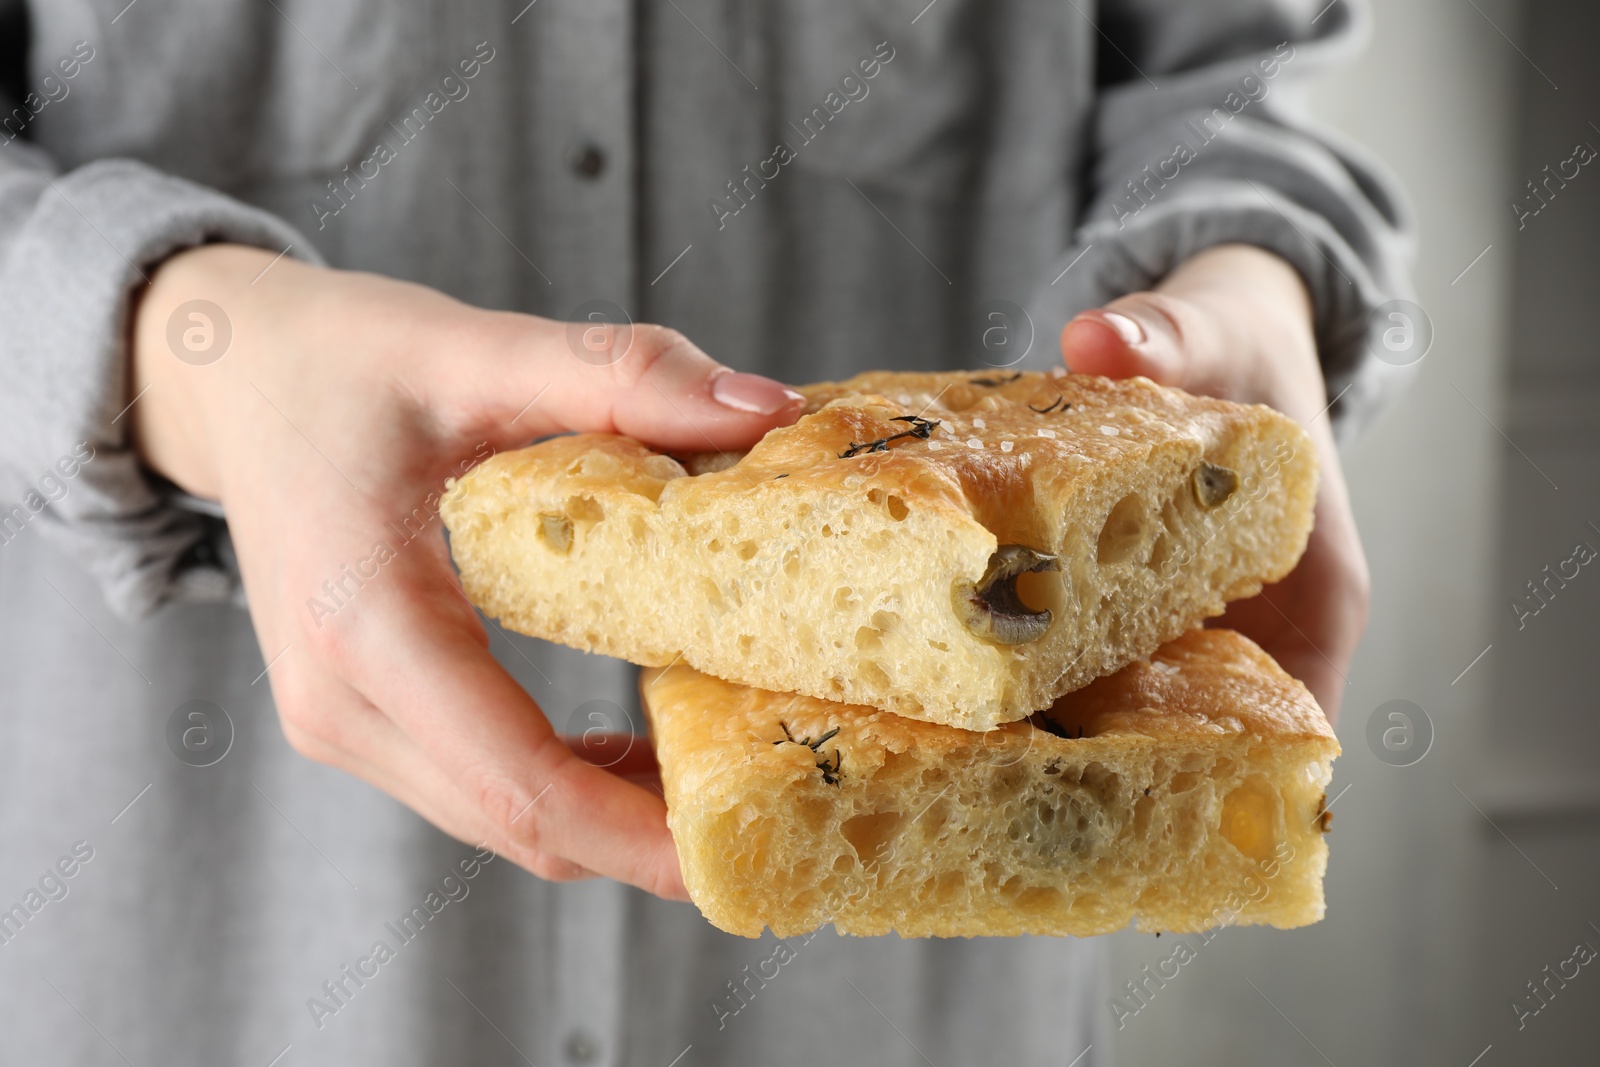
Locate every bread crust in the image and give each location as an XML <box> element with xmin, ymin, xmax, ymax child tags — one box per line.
<box><xmin>643</xmin><ymin>630</ymin><xmax>1340</xmax><ymax>939</ymax></box>
<box><xmin>443</xmin><ymin>370</ymin><xmax>1317</xmax><ymax>729</ymax></box>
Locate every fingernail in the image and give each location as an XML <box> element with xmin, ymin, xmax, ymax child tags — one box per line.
<box><xmin>1100</xmin><ymin>311</ymin><xmax>1145</xmax><ymax>346</ymax></box>
<box><xmin>711</xmin><ymin>371</ymin><xmax>804</xmax><ymax>415</ymax></box>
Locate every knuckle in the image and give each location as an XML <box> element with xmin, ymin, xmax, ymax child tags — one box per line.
<box><xmin>474</xmin><ymin>774</ymin><xmax>550</xmax><ymax>855</ymax></box>
<box><xmin>280</xmin><ymin>715</ymin><xmax>335</xmax><ymax>763</ymax></box>
<box><xmin>635</xmin><ymin>322</ymin><xmax>689</xmax><ymax>356</ymax></box>
<box><xmin>525</xmin><ymin>851</ymin><xmax>587</xmax><ymax>883</ymax></box>
<box><xmin>271</xmin><ymin>671</ymin><xmax>322</xmax><ymax>738</ymax></box>
<box><xmin>303</xmin><ymin>606</ymin><xmax>357</xmax><ymax>667</ymax></box>
<box><xmin>279</xmin><ymin>698</ymin><xmax>336</xmax><ymax>747</ymax></box>
<box><xmin>1128</xmin><ymin>292</ymin><xmax>1202</xmax><ymax>349</ymax></box>
<box><xmin>612</xmin><ymin>323</ymin><xmax>686</xmax><ymax>388</ymax></box>
<box><xmin>642</xmin><ymin>856</ymin><xmax>685</xmax><ymax>901</ymax></box>
<box><xmin>272</xmin><ymin>674</ymin><xmax>357</xmax><ymax>759</ymax></box>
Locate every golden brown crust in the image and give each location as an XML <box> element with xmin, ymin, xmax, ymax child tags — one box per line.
<box><xmin>643</xmin><ymin>630</ymin><xmax>1340</xmax><ymax>939</ymax></box>
<box><xmin>443</xmin><ymin>370</ymin><xmax>1317</xmax><ymax>729</ymax></box>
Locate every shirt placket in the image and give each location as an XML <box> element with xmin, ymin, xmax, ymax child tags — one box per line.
<box><xmin>529</xmin><ymin>5</ymin><xmax>635</xmax><ymax>1059</ymax></box>
<box><xmin>526</xmin><ymin>0</ymin><xmax>638</xmax><ymax>316</ymax></box>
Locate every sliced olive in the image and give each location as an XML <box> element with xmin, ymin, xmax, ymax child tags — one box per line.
<box><xmin>952</xmin><ymin>544</ymin><xmax>1060</xmax><ymax>645</ymax></box>
<box><xmin>538</xmin><ymin>513</ymin><xmax>573</xmax><ymax>554</ymax></box>
<box><xmin>1193</xmin><ymin>461</ymin><xmax>1239</xmax><ymax>509</ymax></box>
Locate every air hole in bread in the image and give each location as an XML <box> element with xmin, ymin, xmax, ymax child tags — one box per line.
<box><xmin>794</xmin><ymin>797</ymin><xmax>831</xmax><ymax>832</ymax></box>
<box><xmin>700</xmin><ymin>577</ymin><xmax>727</xmax><ymax>616</ymax></box>
<box><xmin>841</xmin><ymin>811</ymin><xmax>904</xmax><ymax>866</ymax></box>
<box><xmin>568</xmin><ymin>496</ymin><xmax>604</xmax><ymax>524</ymax></box>
<box><xmin>1069</xmin><ymin>892</ymin><xmax>1103</xmax><ymax>914</ymax></box>
<box><xmin>1131</xmin><ymin>793</ymin><xmax>1155</xmax><ymax>834</ymax></box>
<box><xmin>1013</xmin><ymin>567</ymin><xmax>1061</xmax><ymax>616</ymax></box>
<box><xmin>1097</xmin><ymin>493</ymin><xmax>1152</xmax><ymax>565</ymax></box>
<box><xmin>933</xmin><ymin>870</ymin><xmax>964</xmax><ymax>903</ymax></box>
<box><xmin>1081</xmin><ymin>761</ymin><xmax>1120</xmax><ymax>797</ymax></box>
<box><xmin>1015</xmin><ymin>886</ymin><xmax>1065</xmax><ymax>915</ymax></box>
<box><xmin>879</xmin><ymin>749</ymin><xmax>918</xmax><ymax>778</ymax></box>
<box><xmin>1220</xmin><ymin>775</ymin><xmax>1280</xmax><ymax>863</ymax></box>
<box><xmin>783</xmin><ymin>549</ymin><xmax>802</xmax><ymax>579</ymax></box>
<box><xmin>735</xmin><ymin>540</ymin><xmax>758</xmax><ymax>561</ymax></box>
<box><xmin>1148</xmin><ymin>532</ymin><xmax>1172</xmax><ymax>572</ymax></box>
<box><xmin>1148</xmin><ymin>482</ymin><xmax>1201</xmax><ymax>574</ymax></box>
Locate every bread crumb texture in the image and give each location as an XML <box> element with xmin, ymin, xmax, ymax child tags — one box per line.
<box><xmin>442</xmin><ymin>370</ymin><xmax>1317</xmax><ymax>730</ymax></box>
<box><xmin>643</xmin><ymin>630</ymin><xmax>1338</xmax><ymax>939</ymax></box>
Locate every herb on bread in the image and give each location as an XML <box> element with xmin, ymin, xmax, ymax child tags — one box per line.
<box><xmin>838</xmin><ymin>414</ymin><xmax>940</xmax><ymax>458</ymax></box>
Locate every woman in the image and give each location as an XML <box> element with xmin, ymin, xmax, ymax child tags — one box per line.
<box><xmin>0</xmin><ymin>0</ymin><xmax>1404</xmax><ymax>1062</ymax></box>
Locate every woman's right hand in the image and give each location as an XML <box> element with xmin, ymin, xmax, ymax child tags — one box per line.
<box><xmin>130</xmin><ymin>244</ymin><xmax>803</xmax><ymax>898</ymax></box>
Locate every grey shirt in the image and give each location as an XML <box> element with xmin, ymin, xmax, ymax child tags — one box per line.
<box><xmin>0</xmin><ymin>1</ymin><xmax>1408</xmax><ymax>1063</ymax></box>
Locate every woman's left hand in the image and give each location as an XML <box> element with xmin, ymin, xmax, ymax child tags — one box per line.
<box><xmin>1059</xmin><ymin>243</ymin><xmax>1368</xmax><ymax>723</ymax></box>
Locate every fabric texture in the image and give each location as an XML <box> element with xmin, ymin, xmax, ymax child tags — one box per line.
<box><xmin>0</xmin><ymin>1</ymin><xmax>1409</xmax><ymax>1064</ymax></box>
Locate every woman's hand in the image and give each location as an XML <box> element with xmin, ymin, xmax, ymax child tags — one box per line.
<box><xmin>1059</xmin><ymin>243</ymin><xmax>1368</xmax><ymax>723</ymax></box>
<box><xmin>130</xmin><ymin>244</ymin><xmax>804</xmax><ymax>897</ymax></box>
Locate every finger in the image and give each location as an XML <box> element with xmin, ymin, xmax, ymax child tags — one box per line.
<box><xmin>1058</xmin><ymin>293</ymin><xmax>1223</xmax><ymax>390</ymax></box>
<box><xmin>271</xmin><ymin>651</ymin><xmax>601</xmax><ymax>882</ymax></box>
<box><xmin>322</xmin><ymin>558</ymin><xmax>689</xmax><ymax>900</ymax></box>
<box><xmin>558</xmin><ymin>731</ymin><xmax>663</xmax><ymax>780</ymax></box>
<box><xmin>1213</xmin><ymin>488</ymin><xmax>1367</xmax><ymax>724</ymax></box>
<box><xmin>1215</xmin><ymin>590</ymin><xmax>1346</xmax><ymax>721</ymax></box>
<box><xmin>436</xmin><ymin>314</ymin><xmax>804</xmax><ymax>454</ymax></box>
<box><xmin>560</xmin><ymin>734</ymin><xmax>667</xmax><ymax>797</ymax></box>
<box><xmin>292</xmin><ymin>720</ymin><xmax>603</xmax><ymax>884</ymax></box>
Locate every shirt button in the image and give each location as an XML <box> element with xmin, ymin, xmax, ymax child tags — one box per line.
<box><xmin>563</xmin><ymin>1029</ymin><xmax>599</xmax><ymax>1063</ymax></box>
<box><xmin>570</xmin><ymin>144</ymin><xmax>606</xmax><ymax>180</ymax></box>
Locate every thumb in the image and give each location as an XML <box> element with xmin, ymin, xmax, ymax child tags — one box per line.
<box><xmin>1058</xmin><ymin>293</ymin><xmax>1222</xmax><ymax>390</ymax></box>
<box><xmin>452</xmin><ymin>316</ymin><xmax>805</xmax><ymax>454</ymax></box>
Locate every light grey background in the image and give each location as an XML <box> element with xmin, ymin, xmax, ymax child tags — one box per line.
<box><xmin>1106</xmin><ymin>0</ymin><xmax>1600</xmax><ymax>1063</ymax></box>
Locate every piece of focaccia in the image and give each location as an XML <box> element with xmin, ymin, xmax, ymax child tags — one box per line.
<box><xmin>641</xmin><ymin>629</ymin><xmax>1338</xmax><ymax>939</ymax></box>
<box><xmin>442</xmin><ymin>370</ymin><xmax>1316</xmax><ymax>730</ymax></box>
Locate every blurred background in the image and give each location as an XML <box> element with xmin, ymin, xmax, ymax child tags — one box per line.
<box><xmin>1105</xmin><ymin>0</ymin><xmax>1600</xmax><ymax>1062</ymax></box>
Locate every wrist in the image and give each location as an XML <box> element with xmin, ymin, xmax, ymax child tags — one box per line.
<box><xmin>129</xmin><ymin>244</ymin><xmax>282</xmax><ymax>500</ymax></box>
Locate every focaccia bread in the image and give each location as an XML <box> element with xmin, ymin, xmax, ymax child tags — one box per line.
<box><xmin>442</xmin><ymin>370</ymin><xmax>1316</xmax><ymax>730</ymax></box>
<box><xmin>642</xmin><ymin>629</ymin><xmax>1338</xmax><ymax>939</ymax></box>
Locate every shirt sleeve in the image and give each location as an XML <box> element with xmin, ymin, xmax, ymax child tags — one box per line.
<box><xmin>1030</xmin><ymin>0</ymin><xmax>1416</xmax><ymax>440</ymax></box>
<box><xmin>0</xmin><ymin>125</ymin><xmax>321</xmax><ymax>620</ymax></box>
